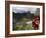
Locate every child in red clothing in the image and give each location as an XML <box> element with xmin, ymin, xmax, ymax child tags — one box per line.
<box><xmin>32</xmin><ymin>16</ymin><xmax>40</xmax><ymax>30</ymax></box>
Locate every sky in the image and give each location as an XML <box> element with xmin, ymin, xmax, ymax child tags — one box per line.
<box><xmin>12</xmin><ymin>7</ymin><xmax>37</xmax><ymax>13</ymax></box>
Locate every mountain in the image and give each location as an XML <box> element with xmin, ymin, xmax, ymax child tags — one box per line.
<box><xmin>13</xmin><ymin>11</ymin><xmax>34</xmax><ymax>20</ymax></box>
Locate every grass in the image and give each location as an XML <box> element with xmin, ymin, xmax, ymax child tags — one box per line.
<box><xmin>13</xmin><ymin>23</ymin><xmax>34</xmax><ymax>31</ymax></box>
<box><xmin>13</xmin><ymin>17</ymin><xmax>34</xmax><ymax>31</ymax></box>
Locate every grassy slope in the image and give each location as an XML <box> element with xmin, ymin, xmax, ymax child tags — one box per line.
<box><xmin>13</xmin><ymin>18</ymin><xmax>34</xmax><ymax>31</ymax></box>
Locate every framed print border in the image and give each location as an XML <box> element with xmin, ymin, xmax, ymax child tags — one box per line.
<box><xmin>5</xmin><ymin>1</ymin><xmax>45</xmax><ymax>37</ymax></box>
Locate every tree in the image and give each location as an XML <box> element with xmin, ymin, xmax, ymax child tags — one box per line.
<box><xmin>34</xmin><ymin>8</ymin><xmax>40</xmax><ymax>16</ymax></box>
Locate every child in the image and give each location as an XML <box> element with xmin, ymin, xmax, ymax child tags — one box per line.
<box><xmin>32</xmin><ymin>16</ymin><xmax>40</xmax><ymax>30</ymax></box>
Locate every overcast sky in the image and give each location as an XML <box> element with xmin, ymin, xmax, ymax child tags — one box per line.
<box><xmin>12</xmin><ymin>7</ymin><xmax>37</xmax><ymax>13</ymax></box>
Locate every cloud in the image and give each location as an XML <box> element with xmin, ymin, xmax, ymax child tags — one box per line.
<box><xmin>12</xmin><ymin>7</ymin><xmax>37</xmax><ymax>13</ymax></box>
